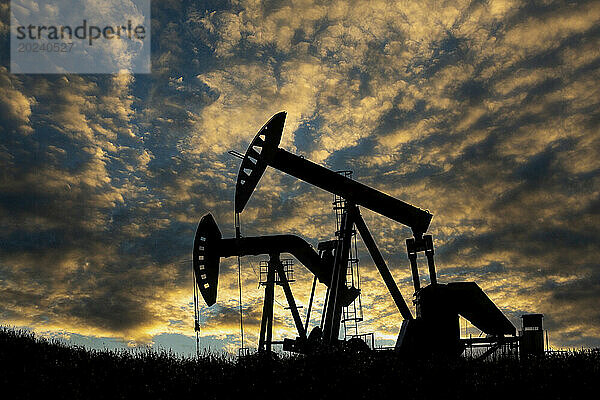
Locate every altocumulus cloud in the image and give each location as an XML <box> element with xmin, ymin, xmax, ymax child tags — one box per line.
<box><xmin>0</xmin><ymin>0</ymin><xmax>599</xmax><ymax>351</ymax></box>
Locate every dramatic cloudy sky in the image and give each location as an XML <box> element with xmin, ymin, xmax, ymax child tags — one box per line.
<box><xmin>1</xmin><ymin>0</ymin><xmax>599</xmax><ymax>354</ymax></box>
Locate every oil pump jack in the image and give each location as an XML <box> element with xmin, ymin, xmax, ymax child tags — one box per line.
<box><xmin>193</xmin><ymin>112</ymin><xmax>520</xmax><ymax>358</ymax></box>
<box><xmin>193</xmin><ymin>212</ymin><xmax>359</xmax><ymax>353</ymax></box>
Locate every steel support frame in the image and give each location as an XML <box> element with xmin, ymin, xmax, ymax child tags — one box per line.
<box><xmin>274</xmin><ymin>259</ymin><xmax>307</xmax><ymax>340</ymax></box>
<box><xmin>322</xmin><ymin>204</ymin><xmax>355</xmax><ymax>344</ymax></box>
<box><xmin>258</xmin><ymin>253</ymin><xmax>307</xmax><ymax>353</ymax></box>
<box><xmin>258</xmin><ymin>257</ymin><xmax>276</xmax><ymax>353</ymax></box>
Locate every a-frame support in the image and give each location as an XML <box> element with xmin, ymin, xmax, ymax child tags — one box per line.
<box><xmin>258</xmin><ymin>256</ymin><xmax>276</xmax><ymax>353</ymax></box>
<box><xmin>320</xmin><ymin>203</ymin><xmax>420</xmax><ymax>344</ymax></box>
<box><xmin>274</xmin><ymin>258</ymin><xmax>307</xmax><ymax>340</ymax></box>
<box><xmin>258</xmin><ymin>253</ymin><xmax>307</xmax><ymax>353</ymax></box>
<box><xmin>354</xmin><ymin>209</ymin><xmax>414</xmax><ymax>321</ymax></box>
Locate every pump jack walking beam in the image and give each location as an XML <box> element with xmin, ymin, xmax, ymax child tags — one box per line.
<box><xmin>234</xmin><ymin>112</ymin><xmax>433</xmax><ymax>238</ymax></box>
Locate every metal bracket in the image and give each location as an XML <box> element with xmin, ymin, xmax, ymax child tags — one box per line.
<box><xmin>406</xmin><ymin>234</ymin><xmax>437</xmax><ymax>292</ymax></box>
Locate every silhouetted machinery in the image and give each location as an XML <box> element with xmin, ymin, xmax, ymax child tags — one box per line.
<box><xmin>193</xmin><ymin>112</ymin><xmax>539</xmax><ymax>358</ymax></box>
<box><xmin>520</xmin><ymin>314</ymin><xmax>545</xmax><ymax>357</ymax></box>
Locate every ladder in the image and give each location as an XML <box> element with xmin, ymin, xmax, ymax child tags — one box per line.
<box><xmin>333</xmin><ymin>171</ymin><xmax>365</xmax><ymax>341</ymax></box>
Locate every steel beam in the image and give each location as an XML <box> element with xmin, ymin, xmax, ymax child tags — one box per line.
<box><xmin>274</xmin><ymin>259</ymin><xmax>307</xmax><ymax>340</ymax></box>
<box><xmin>266</xmin><ymin>149</ymin><xmax>432</xmax><ymax>237</ymax></box>
<box><xmin>354</xmin><ymin>210</ymin><xmax>413</xmax><ymax>320</ymax></box>
<box><xmin>305</xmin><ymin>276</ymin><xmax>318</xmax><ymax>332</ymax></box>
<box><xmin>258</xmin><ymin>260</ymin><xmax>276</xmax><ymax>353</ymax></box>
<box><xmin>234</xmin><ymin>112</ymin><xmax>433</xmax><ymax>237</ymax></box>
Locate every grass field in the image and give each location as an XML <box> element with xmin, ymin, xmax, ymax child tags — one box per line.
<box><xmin>1</xmin><ymin>326</ymin><xmax>598</xmax><ymax>399</ymax></box>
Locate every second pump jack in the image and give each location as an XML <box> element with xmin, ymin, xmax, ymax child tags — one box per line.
<box><xmin>193</xmin><ymin>213</ymin><xmax>359</xmax><ymax>353</ymax></box>
<box><xmin>195</xmin><ymin>112</ymin><xmax>517</xmax><ymax>357</ymax></box>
